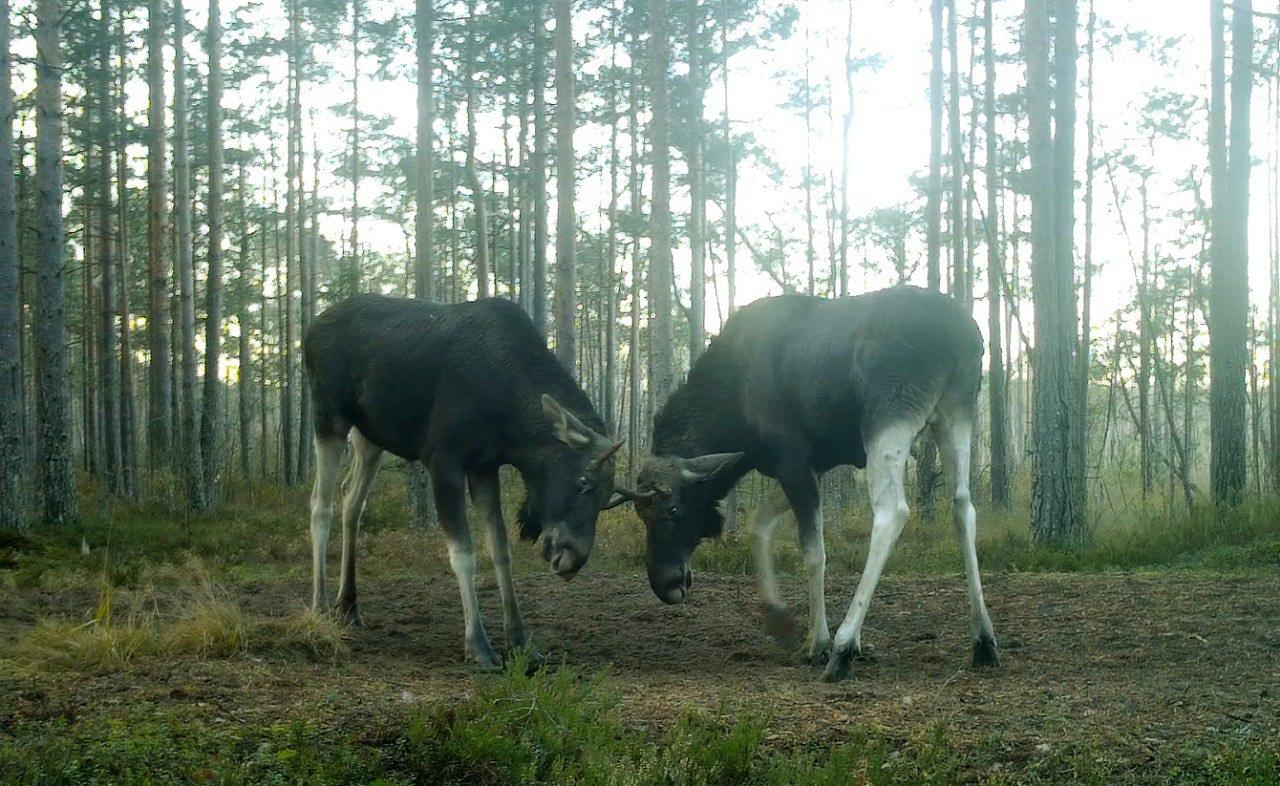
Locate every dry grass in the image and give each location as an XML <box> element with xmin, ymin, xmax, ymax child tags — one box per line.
<box><xmin>4</xmin><ymin>560</ymin><xmax>349</xmax><ymax>672</ymax></box>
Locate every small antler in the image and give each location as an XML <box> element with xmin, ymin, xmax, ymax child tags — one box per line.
<box><xmin>602</xmin><ymin>487</ymin><xmax>657</xmax><ymax>510</ymax></box>
<box><xmin>589</xmin><ymin>439</ymin><xmax>625</xmax><ymax>471</ymax></box>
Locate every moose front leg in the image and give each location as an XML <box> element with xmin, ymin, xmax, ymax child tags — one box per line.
<box><xmin>781</xmin><ymin>471</ymin><xmax>830</xmax><ymax>667</ymax></box>
<box><xmin>469</xmin><ymin>469</ymin><xmax>528</xmax><ymax>650</ymax></box>
<box><xmin>431</xmin><ymin>462</ymin><xmax>501</xmax><ymax>671</ymax></box>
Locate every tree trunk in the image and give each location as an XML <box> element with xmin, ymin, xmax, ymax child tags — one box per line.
<box><xmin>199</xmin><ymin>0</ymin><xmax>224</xmax><ymax>500</ymax></box>
<box><xmin>465</xmin><ymin>0</ymin><xmax>490</xmax><ymax>299</ymax></box>
<box><xmin>918</xmin><ymin>0</ymin><xmax>944</xmax><ymax>514</ymax></box>
<box><xmin>553</xmin><ymin>0</ymin><xmax>576</xmax><ymax>372</ymax></box>
<box><xmin>1139</xmin><ymin>174</ymin><xmax>1152</xmax><ymax>496</ymax></box>
<box><xmin>838</xmin><ymin>0</ymin><xmax>854</xmax><ymax>297</ymax></box>
<box><xmin>173</xmin><ymin>0</ymin><xmax>206</xmax><ymax>509</ymax></box>
<box><xmin>1208</xmin><ymin>0</ymin><xmax>1251</xmax><ymax>503</ymax></box>
<box><xmin>236</xmin><ymin>162</ymin><xmax>252</xmax><ymax>484</ymax></box>
<box><xmin>409</xmin><ymin>0</ymin><xmax>436</xmax><ymax>527</ymax></box>
<box><xmin>648</xmin><ymin>0</ymin><xmax>675</xmax><ymax>405</ymax></box>
<box><xmin>0</xmin><ymin>0</ymin><xmax>22</xmax><ymax>531</ymax></box>
<box><xmin>983</xmin><ymin>0</ymin><xmax>1009</xmax><ymax>508</ymax></box>
<box><xmin>98</xmin><ymin>0</ymin><xmax>121</xmax><ymax>496</ymax></box>
<box><xmin>687</xmin><ymin>0</ymin><xmax>705</xmax><ymax>359</ymax></box>
<box><xmin>348</xmin><ymin>0</ymin><xmax>361</xmax><ymax>293</ymax></box>
<box><xmin>532</xmin><ymin>3</ymin><xmax>549</xmax><ymax>331</ymax></box>
<box><xmin>146</xmin><ymin>0</ymin><xmax>172</xmax><ymax>468</ymax></box>
<box><xmin>947</xmin><ymin>0</ymin><xmax>965</xmax><ymax>302</ymax></box>
<box><xmin>34</xmin><ymin>0</ymin><xmax>76</xmax><ymax>527</ymax></box>
<box><xmin>628</xmin><ymin>30</ymin><xmax>643</xmax><ymax>479</ymax></box>
<box><xmin>115</xmin><ymin>4</ymin><xmax>137</xmax><ymax>498</ymax></box>
<box><xmin>1054</xmin><ymin>0</ymin><xmax>1085</xmax><ymax>530</ymax></box>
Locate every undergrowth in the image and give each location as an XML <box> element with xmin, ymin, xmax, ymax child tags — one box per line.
<box><xmin>1</xmin><ymin>656</ymin><xmax>1275</xmax><ymax>785</ymax></box>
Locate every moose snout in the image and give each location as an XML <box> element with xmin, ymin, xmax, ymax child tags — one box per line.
<box><xmin>541</xmin><ymin>530</ymin><xmax>589</xmax><ymax>580</ymax></box>
<box><xmin>650</xmin><ymin>564</ymin><xmax>692</xmax><ymax>604</ymax></box>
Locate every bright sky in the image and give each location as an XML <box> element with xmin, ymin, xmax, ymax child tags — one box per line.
<box><xmin>56</xmin><ymin>0</ymin><xmax>1280</xmax><ymax>358</ymax></box>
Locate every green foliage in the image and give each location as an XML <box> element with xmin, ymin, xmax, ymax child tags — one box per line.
<box><xmin>2</xmin><ymin>663</ymin><xmax>1276</xmax><ymax>785</ymax></box>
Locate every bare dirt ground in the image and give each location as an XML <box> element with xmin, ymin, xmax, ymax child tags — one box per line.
<box><xmin>3</xmin><ymin>569</ymin><xmax>1279</xmax><ymax>767</ymax></box>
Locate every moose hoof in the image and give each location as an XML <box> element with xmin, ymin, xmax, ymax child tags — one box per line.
<box><xmin>467</xmin><ymin>640</ymin><xmax>503</xmax><ymax>672</ymax></box>
<box><xmin>761</xmin><ymin>603</ymin><xmax>802</xmax><ymax>647</ymax></box>
<box><xmin>806</xmin><ymin>638</ymin><xmax>832</xmax><ymax>668</ymax></box>
<box><xmin>335</xmin><ymin>601</ymin><xmax>364</xmax><ymax>628</ymax></box>
<box><xmin>971</xmin><ymin>634</ymin><xmax>999</xmax><ymax>667</ymax></box>
<box><xmin>821</xmin><ymin>645</ymin><xmax>859</xmax><ymax>683</ymax></box>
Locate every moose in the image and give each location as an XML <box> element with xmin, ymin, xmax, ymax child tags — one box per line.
<box><xmin>303</xmin><ymin>294</ymin><xmax>623</xmax><ymax>669</ymax></box>
<box><xmin>616</xmin><ymin>285</ymin><xmax>999</xmax><ymax>682</ymax></box>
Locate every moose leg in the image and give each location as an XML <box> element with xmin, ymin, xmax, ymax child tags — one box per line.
<box><xmin>781</xmin><ymin>471</ymin><xmax>829</xmax><ymax>666</ymax></box>
<box><xmin>468</xmin><ymin>469</ymin><xmax>528</xmax><ymax>649</ymax></box>
<box><xmin>752</xmin><ymin>486</ymin><xmax>798</xmax><ymax>642</ymax></box>
<box><xmin>824</xmin><ymin>420</ymin><xmax>916</xmax><ymax>682</ymax></box>
<box><xmin>334</xmin><ymin>430</ymin><xmax>382</xmax><ymax>626</ymax></box>
<box><xmin>432</xmin><ymin>462</ymin><xmax>501</xmax><ymax>670</ymax></box>
<box><xmin>934</xmin><ymin>416</ymin><xmax>998</xmax><ymax>666</ymax></box>
<box><xmin>309</xmin><ymin>434</ymin><xmax>346</xmax><ymax>613</ymax></box>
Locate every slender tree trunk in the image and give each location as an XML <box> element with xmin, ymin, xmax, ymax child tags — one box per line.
<box><xmin>983</xmin><ymin>0</ymin><xmax>1008</xmax><ymax>508</ymax></box>
<box><xmin>347</xmin><ymin>0</ymin><xmax>361</xmax><ymax>293</ymax></box>
<box><xmin>1139</xmin><ymin>174</ymin><xmax>1152</xmax><ymax>496</ymax></box>
<box><xmin>236</xmin><ymin>162</ymin><xmax>252</xmax><ymax>484</ymax></box>
<box><xmin>603</xmin><ymin>4</ymin><xmax>620</xmax><ymax>425</ymax></box>
<box><xmin>723</xmin><ymin>10</ymin><xmax>735</xmax><ymax>316</ymax></box>
<box><xmin>628</xmin><ymin>35</ymin><xmax>643</xmax><ymax>479</ymax></box>
<box><xmin>918</xmin><ymin>0</ymin><xmax>944</xmax><ymax>513</ymax></box>
<box><xmin>648</xmin><ymin>0</ymin><xmax>675</xmax><ymax>404</ymax></box>
<box><xmin>98</xmin><ymin>0</ymin><xmax>121</xmax><ymax>496</ymax></box>
<box><xmin>687</xmin><ymin>0</ymin><xmax>706</xmax><ymax>358</ymax></box>
<box><xmin>115</xmin><ymin>5</ymin><xmax>137</xmax><ymax>498</ymax></box>
<box><xmin>146</xmin><ymin>0</ymin><xmax>172</xmax><ymax>468</ymax></box>
<box><xmin>465</xmin><ymin>0</ymin><xmax>490</xmax><ymax>299</ymax></box>
<box><xmin>173</xmin><ymin>0</ymin><xmax>206</xmax><ymax>509</ymax></box>
<box><xmin>1209</xmin><ymin>0</ymin><xmax>1251</xmax><ymax>503</ymax></box>
<box><xmin>532</xmin><ymin>2</ymin><xmax>549</xmax><ymax>331</ymax></box>
<box><xmin>838</xmin><ymin>0</ymin><xmax>854</xmax><ymax>297</ymax></box>
<box><xmin>803</xmin><ymin>38</ymin><xmax>815</xmax><ymax>297</ymax></box>
<box><xmin>553</xmin><ymin>0</ymin><xmax>576</xmax><ymax>371</ymax></box>
<box><xmin>34</xmin><ymin>0</ymin><xmax>76</xmax><ymax>527</ymax></box>
<box><xmin>415</xmin><ymin>0</ymin><xmax>435</xmax><ymax>301</ymax></box>
<box><xmin>408</xmin><ymin>0</ymin><xmax>436</xmax><ymax>527</ymax></box>
<box><xmin>947</xmin><ymin>0</ymin><xmax>965</xmax><ymax>301</ymax></box>
<box><xmin>199</xmin><ymin>0</ymin><xmax>224</xmax><ymax>500</ymax></box>
<box><xmin>0</xmin><ymin>0</ymin><xmax>22</xmax><ymax>530</ymax></box>
<box><xmin>1055</xmin><ymin>0</ymin><xmax>1085</xmax><ymax>531</ymax></box>
<box><xmin>1078</xmin><ymin>0</ymin><xmax>1094</xmax><ymax>496</ymax></box>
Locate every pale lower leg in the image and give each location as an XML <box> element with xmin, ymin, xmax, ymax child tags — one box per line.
<box><xmin>824</xmin><ymin>422</ymin><xmax>914</xmax><ymax>682</ymax></box>
<box><xmin>434</xmin><ymin>468</ymin><xmax>499</xmax><ymax>668</ymax></box>
<box><xmin>937</xmin><ymin>419</ymin><xmax>998</xmax><ymax>663</ymax></box>
<box><xmin>309</xmin><ymin>435</ymin><xmax>345</xmax><ymax>612</ymax></box>
<box><xmin>335</xmin><ymin>430</ymin><xmax>381</xmax><ymax>623</ymax></box>
<box><xmin>752</xmin><ymin>487</ymin><xmax>797</xmax><ymax>639</ymax></box>
<box><xmin>472</xmin><ymin>474</ymin><xmax>526</xmax><ymax>647</ymax></box>
<box><xmin>799</xmin><ymin>508</ymin><xmax>830</xmax><ymax>662</ymax></box>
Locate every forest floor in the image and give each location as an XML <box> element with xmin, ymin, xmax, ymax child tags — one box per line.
<box><xmin>1</xmin><ymin>492</ymin><xmax>1279</xmax><ymax>783</ymax></box>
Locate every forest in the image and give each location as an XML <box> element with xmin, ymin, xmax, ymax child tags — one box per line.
<box><xmin>0</xmin><ymin>0</ymin><xmax>1278</xmax><ymax>782</ymax></box>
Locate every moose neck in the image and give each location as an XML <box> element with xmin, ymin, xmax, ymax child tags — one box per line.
<box><xmin>652</xmin><ymin>371</ymin><xmax>752</xmax><ymax>506</ymax></box>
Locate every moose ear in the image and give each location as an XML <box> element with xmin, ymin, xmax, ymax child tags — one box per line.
<box><xmin>541</xmin><ymin>394</ymin><xmax>595</xmax><ymax>450</ymax></box>
<box><xmin>678</xmin><ymin>452</ymin><xmax>745</xmax><ymax>483</ymax></box>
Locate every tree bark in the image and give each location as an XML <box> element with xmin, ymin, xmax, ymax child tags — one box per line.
<box><xmin>200</xmin><ymin>0</ymin><xmax>224</xmax><ymax>500</ymax></box>
<box><xmin>173</xmin><ymin>0</ymin><xmax>206</xmax><ymax>509</ymax></box>
<box><xmin>415</xmin><ymin>0</ymin><xmax>435</xmax><ymax>301</ymax></box>
<box><xmin>532</xmin><ymin>3</ymin><xmax>549</xmax><ymax>331</ymax></box>
<box><xmin>465</xmin><ymin>0</ymin><xmax>490</xmax><ymax>299</ymax></box>
<box><xmin>34</xmin><ymin>0</ymin><xmax>76</xmax><ymax>527</ymax></box>
<box><xmin>983</xmin><ymin>0</ymin><xmax>1009</xmax><ymax>508</ymax></box>
<box><xmin>1209</xmin><ymin>0</ymin><xmax>1251</xmax><ymax>503</ymax></box>
<box><xmin>115</xmin><ymin>3</ymin><xmax>137</xmax><ymax>497</ymax></box>
<box><xmin>918</xmin><ymin>0</ymin><xmax>945</xmax><ymax>514</ymax></box>
<box><xmin>146</xmin><ymin>0</ymin><xmax>172</xmax><ymax>468</ymax></box>
<box><xmin>0</xmin><ymin>0</ymin><xmax>22</xmax><ymax>530</ymax></box>
<box><xmin>98</xmin><ymin>0</ymin><xmax>121</xmax><ymax>496</ymax></box>
<box><xmin>687</xmin><ymin>0</ymin><xmax>706</xmax><ymax>358</ymax></box>
<box><xmin>553</xmin><ymin>0</ymin><xmax>576</xmax><ymax>372</ymax></box>
<box><xmin>648</xmin><ymin>0</ymin><xmax>675</xmax><ymax>404</ymax></box>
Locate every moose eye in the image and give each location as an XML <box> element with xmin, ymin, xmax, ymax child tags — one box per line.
<box><xmin>576</xmin><ymin>476</ymin><xmax>593</xmax><ymax>494</ymax></box>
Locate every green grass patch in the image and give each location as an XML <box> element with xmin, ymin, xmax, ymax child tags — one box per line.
<box><xmin>2</xmin><ymin>659</ymin><xmax>1277</xmax><ymax>785</ymax></box>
